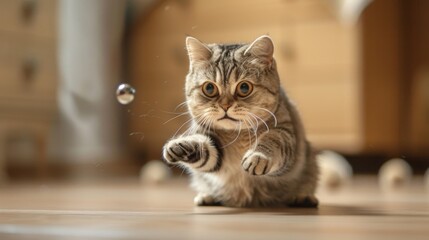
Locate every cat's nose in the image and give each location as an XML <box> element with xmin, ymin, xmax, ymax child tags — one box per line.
<box><xmin>220</xmin><ymin>102</ymin><xmax>232</xmax><ymax>111</ymax></box>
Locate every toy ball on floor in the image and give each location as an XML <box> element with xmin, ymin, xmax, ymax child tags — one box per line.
<box><xmin>140</xmin><ymin>160</ymin><xmax>171</xmax><ymax>184</ymax></box>
<box><xmin>378</xmin><ymin>158</ymin><xmax>413</xmax><ymax>191</ymax></box>
<box><xmin>317</xmin><ymin>150</ymin><xmax>353</xmax><ymax>191</ymax></box>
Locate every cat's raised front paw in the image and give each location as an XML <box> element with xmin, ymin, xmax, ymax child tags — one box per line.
<box><xmin>163</xmin><ymin>134</ymin><xmax>221</xmax><ymax>172</ymax></box>
<box><xmin>241</xmin><ymin>150</ymin><xmax>272</xmax><ymax>175</ymax></box>
<box><xmin>163</xmin><ymin>137</ymin><xmax>202</xmax><ymax>164</ymax></box>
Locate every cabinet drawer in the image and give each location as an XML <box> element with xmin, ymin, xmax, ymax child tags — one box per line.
<box><xmin>0</xmin><ymin>0</ymin><xmax>57</xmax><ymax>39</ymax></box>
<box><xmin>0</xmin><ymin>37</ymin><xmax>57</xmax><ymax>101</ymax></box>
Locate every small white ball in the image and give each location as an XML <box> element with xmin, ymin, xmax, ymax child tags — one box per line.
<box><xmin>317</xmin><ymin>150</ymin><xmax>353</xmax><ymax>191</ymax></box>
<box><xmin>140</xmin><ymin>160</ymin><xmax>171</xmax><ymax>184</ymax></box>
<box><xmin>378</xmin><ymin>158</ymin><xmax>413</xmax><ymax>191</ymax></box>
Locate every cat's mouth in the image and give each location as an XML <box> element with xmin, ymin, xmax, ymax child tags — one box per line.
<box><xmin>218</xmin><ymin>114</ymin><xmax>239</xmax><ymax>122</ymax></box>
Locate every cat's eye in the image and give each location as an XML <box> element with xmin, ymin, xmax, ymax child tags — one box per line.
<box><xmin>202</xmin><ymin>82</ymin><xmax>219</xmax><ymax>98</ymax></box>
<box><xmin>236</xmin><ymin>81</ymin><xmax>253</xmax><ymax>97</ymax></box>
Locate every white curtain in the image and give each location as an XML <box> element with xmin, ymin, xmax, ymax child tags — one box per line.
<box><xmin>51</xmin><ymin>0</ymin><xmax>126</xmax><ymax>162</ymax></box>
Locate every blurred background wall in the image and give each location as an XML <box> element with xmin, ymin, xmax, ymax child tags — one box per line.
<box><xmin>0</xmin><ymin>0</ymin><xmax>427</xmax><ymax>182</ymax></box>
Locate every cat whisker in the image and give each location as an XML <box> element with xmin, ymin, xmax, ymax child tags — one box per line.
<box><xmin>173</xmin><ymin>119</ymin><xmax>194</xmax><ymax>138</ymax></box>
<box><xmin>197</xmin><ymin>113</ymin><xmax>209</xmax><ymax>130</ymax></box>
<box><xmin>183</xmin><ymin>115</ymin><xmax>204</xmax><ymax>136</ymax></box>
<box><xmin>188</xmin><ymin>117</ymin><xmax>202</xmax><ymax>135</ymax></box>
<box><xmin>173</xmin><ymin>112</ymin><xmax>204</xmax><ymax>138</ymax></box>
<box><xmin>205</xmin><ymin>118</ymin><xmax>214</xmax><ymax>135</ymax></box>
<box><xmin>221</xmin><ymin>121</ymin><xmax>242</xmax><ymax>149</ymax></box>
<box><xmin>163</xmin><ymin>111</ymin><xmax>190</xmax><ymax>125</ymax></box>
<box><xmin>249</xmin><ymin>115</ymin><xmax>260</xmax><ymax>148</ymax></box>
<box><xmin>174</xmin><ymin>100</ymin><xmax>188</xmax><ymax>112</ymax></box>
<box><xmin>254</xmin><ymin>107</ymin><xmax>278</xmax><ymax>127</ymax></box>
<box><xmin>249</xmin><ymin>112</ymin><xmax>270</xmax><ymax>133</ymax></box>
<box><xmin>244</xmin><ymin>115</ymin><xmax>259</xmax><ymax>149</ymax></box>
<box><xmin>199</xmin><ymin>117</ymin><xmax>209</xmax><ymax>136</ymax></box>
<box><xmin>189</xmin><ymin>112</ymin><xmax>211</xmax><ymax>136</ymax></box>
<box><xmin>247</xmin><ymin>113</ymin><xmax>260</xmax><ymax>133</ymax></box>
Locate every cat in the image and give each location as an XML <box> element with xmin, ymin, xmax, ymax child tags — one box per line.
<box><xmin>162</xmin><ymin>35</ymin><xmax>319</xmax><ymax>208</ymax></box>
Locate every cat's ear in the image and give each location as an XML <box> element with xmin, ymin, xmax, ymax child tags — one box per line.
<box><xmin>186</xmin><ymin>37</ymin><xmax>212</xmax><ymax>66</ymax></box>
<box><xmin>244</xmin><ymin>35</ymin><xmax>274</xmax><ymax>66</ymax></box>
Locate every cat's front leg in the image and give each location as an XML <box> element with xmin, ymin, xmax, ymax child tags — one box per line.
<box><xmin>163</xmin><ymin>134</ymin><xmax>222</xmax><ymax>172</ymax></box>
<box><xmin>242</xmin><ymin>128</ymin><xmax>295</xmax><ymax>176</ymax></box>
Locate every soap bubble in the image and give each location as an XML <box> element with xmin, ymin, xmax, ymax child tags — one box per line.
<box><xmin>116</xmin><ymin>83</ymin><xmax>136</xmax><ymax>104</ymax></box>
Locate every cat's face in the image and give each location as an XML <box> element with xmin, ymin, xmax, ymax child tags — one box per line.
<box><xmin>185</xmin><ymin>36</ymin><xmax>280</xmax><ymax>131</ymax></box>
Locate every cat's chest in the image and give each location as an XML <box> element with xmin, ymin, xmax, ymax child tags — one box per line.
<box><xmin>220</xmin><ymin>135</ymin><xmax>249</xmax><ymax>157</ymax></box>
<box><xmin>223</xmin><ymin>147</ymin><xmax>244</xmax><ymax>164</ymax></box>
<box><xmin>215</xmin><ymin>132</ymin><xmax>255</xmax><ymax>176</ymax></box>
<box><xmin>219</xmin><ymin>140</ymin><xmax>250</xmax><ymax>174</ymax></box>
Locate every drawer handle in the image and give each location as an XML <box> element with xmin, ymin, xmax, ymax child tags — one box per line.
<box><xmin>21</xmin><ymin>0</ymin><xmax>38</xmax><ymax>23</ymax></box>
<box><xmin>22</xmin><ymin>58</ymin><xmax>38</xmax><ymax>82</ymax></box>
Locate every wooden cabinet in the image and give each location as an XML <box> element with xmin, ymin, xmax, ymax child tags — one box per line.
<box><xmin>279</xmin><ymin>20</ymin><xmax>362</xmax><ymax>153</ymax></box>
<box><xmin>402</xmin><ymin>0</ymin><xmax>429</xmax><ymax>157</ymax></box>
<box><xmin>0</xmin><ymin>0</ymin><xmax>57</xmax><ymax>39</ymax></box>
<box><xmin>0</xmin><ymin>0</ymin><xmax>58</xmax><ymax>179</ymax></box>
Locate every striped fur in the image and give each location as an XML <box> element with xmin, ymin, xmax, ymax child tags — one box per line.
<box><xmin>162</xmin><ymin>36</ymin><xmax>319</xmax><ymax>207</ymax></box>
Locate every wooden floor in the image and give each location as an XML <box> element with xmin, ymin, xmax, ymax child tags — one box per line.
<box><xmin>0</xmin><ymin>176</ymin><xmax>428</xmax><ymax>240</ymax></box>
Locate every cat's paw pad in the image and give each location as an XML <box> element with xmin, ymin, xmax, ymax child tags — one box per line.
<box><xmin>288</xmin><ymin>195</ymin><xmax>319</xmax><ymax>208</ymax></box>
<box><xmin>163</xmin><ymin>138</ymin><xmax>201</xmax><ymax>164</ymax></box>
<box><xmin>241</xmin><ymin>151</ymin><xmax>272</xmax><ymax>175</ymax></box>
<box><xmin>194</xmin><ymin>193</ymin><xmax>221</xmax><ymax>206</ymax></box>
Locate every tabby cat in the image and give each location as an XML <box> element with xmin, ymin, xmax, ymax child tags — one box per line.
<box><xmin>162</xmin><ymin>35</ymin><xmax>319</xmax><ymax>207</ymax></box>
